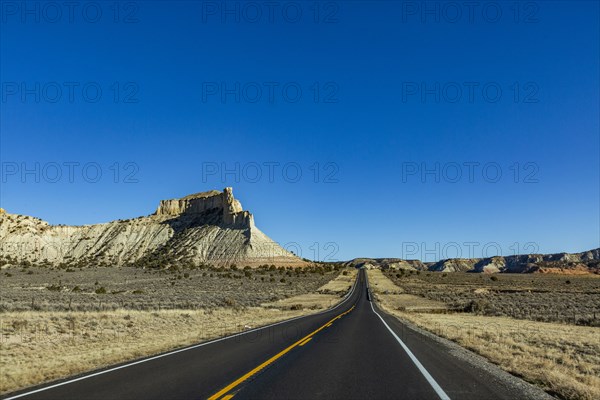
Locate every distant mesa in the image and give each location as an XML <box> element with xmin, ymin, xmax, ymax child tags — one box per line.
<box><xmin>0</xmin><ymin>188</ymin><xmax>304</xmax><ymax>268</ymax></box>
<box><xmin>347</xmin><ymin>248</ymin><xmax>600</xmax><ymax>275</ymax></box>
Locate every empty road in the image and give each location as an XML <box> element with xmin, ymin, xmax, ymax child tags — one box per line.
<box><xmin>4</xmin><ymin>269</ymin><xmax>538</xmax><ymax>400</ymax></box>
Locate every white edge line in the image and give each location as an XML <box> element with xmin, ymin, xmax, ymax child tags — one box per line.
<box><xmin>366</xmin><ymin>273</ymin><xmax>451</xmax><ymax>400</ymax></box>
<box><xmin>4</xmin><ymin>271</ymin><xmax>359</xmax><ymax>400</ymax></box>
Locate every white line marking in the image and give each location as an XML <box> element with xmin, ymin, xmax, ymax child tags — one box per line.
<box><xmin>4</xmin><ymin>271</ymin><xmax>359</xmax><ymax>400</ymax></box>
<box><xmin>367</xmin><ymin>275</ymin><xmax>451</xmax><ymax>400</ymax></box>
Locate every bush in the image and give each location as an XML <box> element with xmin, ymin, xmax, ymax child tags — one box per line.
<box><xmin>490</xmin><ymin>276</ymin><xmax>499</xmax><ymax>281</ymax></box>
<box><xmin>224</xmin><ymin>297</ymin><xmax>237</xmax><ymax>307</ymax></box>
<box><xmin>464</xmin><ymin>299</ymin><xmax>490</xmax><ymax>314</ymax></box>
<box><xmin>95</xmin><ymin>287</ymin><xmax>107</xmax><ymax>294</ymax></box>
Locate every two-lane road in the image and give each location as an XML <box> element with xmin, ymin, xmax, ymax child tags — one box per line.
<box><xmin>4</xmin><ymin>269</ymin><xmax>543</xmax><ymax>400</ymax></box>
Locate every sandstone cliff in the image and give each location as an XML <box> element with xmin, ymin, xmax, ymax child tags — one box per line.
<box><xmin>0</xmin><ymin>188</ymin><xmax>303</xmax><ymax>267</ymax></box>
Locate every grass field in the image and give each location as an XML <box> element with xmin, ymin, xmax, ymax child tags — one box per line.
<box><xmin>0</xmin><ymin>265</ymin><xmax>353</xmax><ymax>394</ymax></box>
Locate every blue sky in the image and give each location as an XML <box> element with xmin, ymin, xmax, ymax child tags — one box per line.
<box><xmin>1</xmin><ymin>1</ymin><xmax>598</xmax><ymax>261</ymax></box>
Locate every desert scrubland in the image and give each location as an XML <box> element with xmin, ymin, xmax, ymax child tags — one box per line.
<box><xmin>0</xmin><ymin>264</ymin><xmax>353</xmax><ymax>394</ymax></box>
<box><xmin>369</xmin><ymin>269</ymin><xmax>600</xmax><ymax>400</ymax></box>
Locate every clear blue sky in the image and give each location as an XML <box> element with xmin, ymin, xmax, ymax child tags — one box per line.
<box><xmin>1</xmin><ymin>1</ymin><xmax>598</xmax><ymax>261</ymax></box>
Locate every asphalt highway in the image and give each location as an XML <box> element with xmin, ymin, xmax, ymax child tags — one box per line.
<box><xmin>4</xmin><ymin>269</ymin><xmax>533</xmax><ymax>400</ymax></box>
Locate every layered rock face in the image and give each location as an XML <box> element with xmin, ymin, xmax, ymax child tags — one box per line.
<box><xmin>0</xmin><ymin>188</ymin><xmax>303</xmax><ymax>267</ymax></box>
<box><xmin>348</xmin><ymin>249</ymin><xmax>600</xmax><ymax>274</ymax></box>
<box><xmin>155</xmin><ymin>188</ymin><xmax>253</xmax><ymax>228</ymax></box>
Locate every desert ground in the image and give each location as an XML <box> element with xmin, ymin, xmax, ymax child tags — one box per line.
<box><xmin>0</xmin><ymin>264</ymin><xmax>355</xmax><ymax>394</ymax></box>
<box><xmin>368</xmin><ymin>269</ymin><xmax>600</xmax><ymax>400</ymax></box>
<box><xmin>383</xmin><ymin>269</ymin><xmax>600</xmax><ymax>325</ymax></box>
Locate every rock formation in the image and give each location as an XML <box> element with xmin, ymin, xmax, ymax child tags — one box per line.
<box><xmin>347</xmin><ymin>249</ymin><xmax>600</xmax><ymax>274</ymax></box>
<box><xmin>155</xmin><ymin>188</ymin><xmax>254</xmax><ymax>228</ymax></box>
<box><xmin>0</xmin><ymin>188</ymin><xmax>304</xmax><ymax>267</ymax></box>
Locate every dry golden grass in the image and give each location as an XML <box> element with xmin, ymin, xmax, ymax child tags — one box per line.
<box><xmin>367</xmin><ymin>268</ymin><xmax>403</xmax><ymax>294</ymax></box>
<box><xmin>0</xmin><ymin>270</ymin><xmax>355</xmax><ymax>395</ymax></box>
<box><xmin>0</xmin><ymin>308</ymin><xmax>313</xmax><ymax>394</ymax></box>
<box><xmin>380</xmin><ymin>293</ymin><xmax>448</xmax><ymax>312</ymax></box>
<box><xmin>317</xmin><ymin>268</ymin><xmax>357</xmax><ymax>293</ymax></box>
<box><xmin>262</xmin><ymin>293</ymin><xmax>341</xmax><ymax>310</ymax></box>
<box><xmin>368</xmin><ymin>270</ymin><xmax>600</xmax><ymax>400</ymax></box>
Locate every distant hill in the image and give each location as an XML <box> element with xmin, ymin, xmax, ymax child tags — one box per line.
<box><xmin>346</xmin><ymin>249</ymin><xmax>600</xmax><ymax>274</ymax></box>
<box><xmin>0</xmin><ymin>188</ymin><xmax>303</xmax><ymax>268</ymax></box>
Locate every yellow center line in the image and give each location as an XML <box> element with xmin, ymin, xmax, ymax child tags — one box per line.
<box><xmin>207</xmin><ymin>304</ymin><xmax>356</xmax><ymax>400</ymax></box>
<box><xmin>298</xmin><ymin>337</ymin><xmax>313</xmax><ymax>346</ymax></box>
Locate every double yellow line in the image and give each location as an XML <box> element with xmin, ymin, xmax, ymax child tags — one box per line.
<box><xmin>208</xmin><ymin>304</ymin><xmax>356</xmax><ymax>400</ymax></box>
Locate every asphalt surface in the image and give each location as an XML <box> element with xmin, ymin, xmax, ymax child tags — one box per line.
<box><xmin>5</xmin><ymin>269</ymin><xmax>535</xmax><ymax>400</ymax></box>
